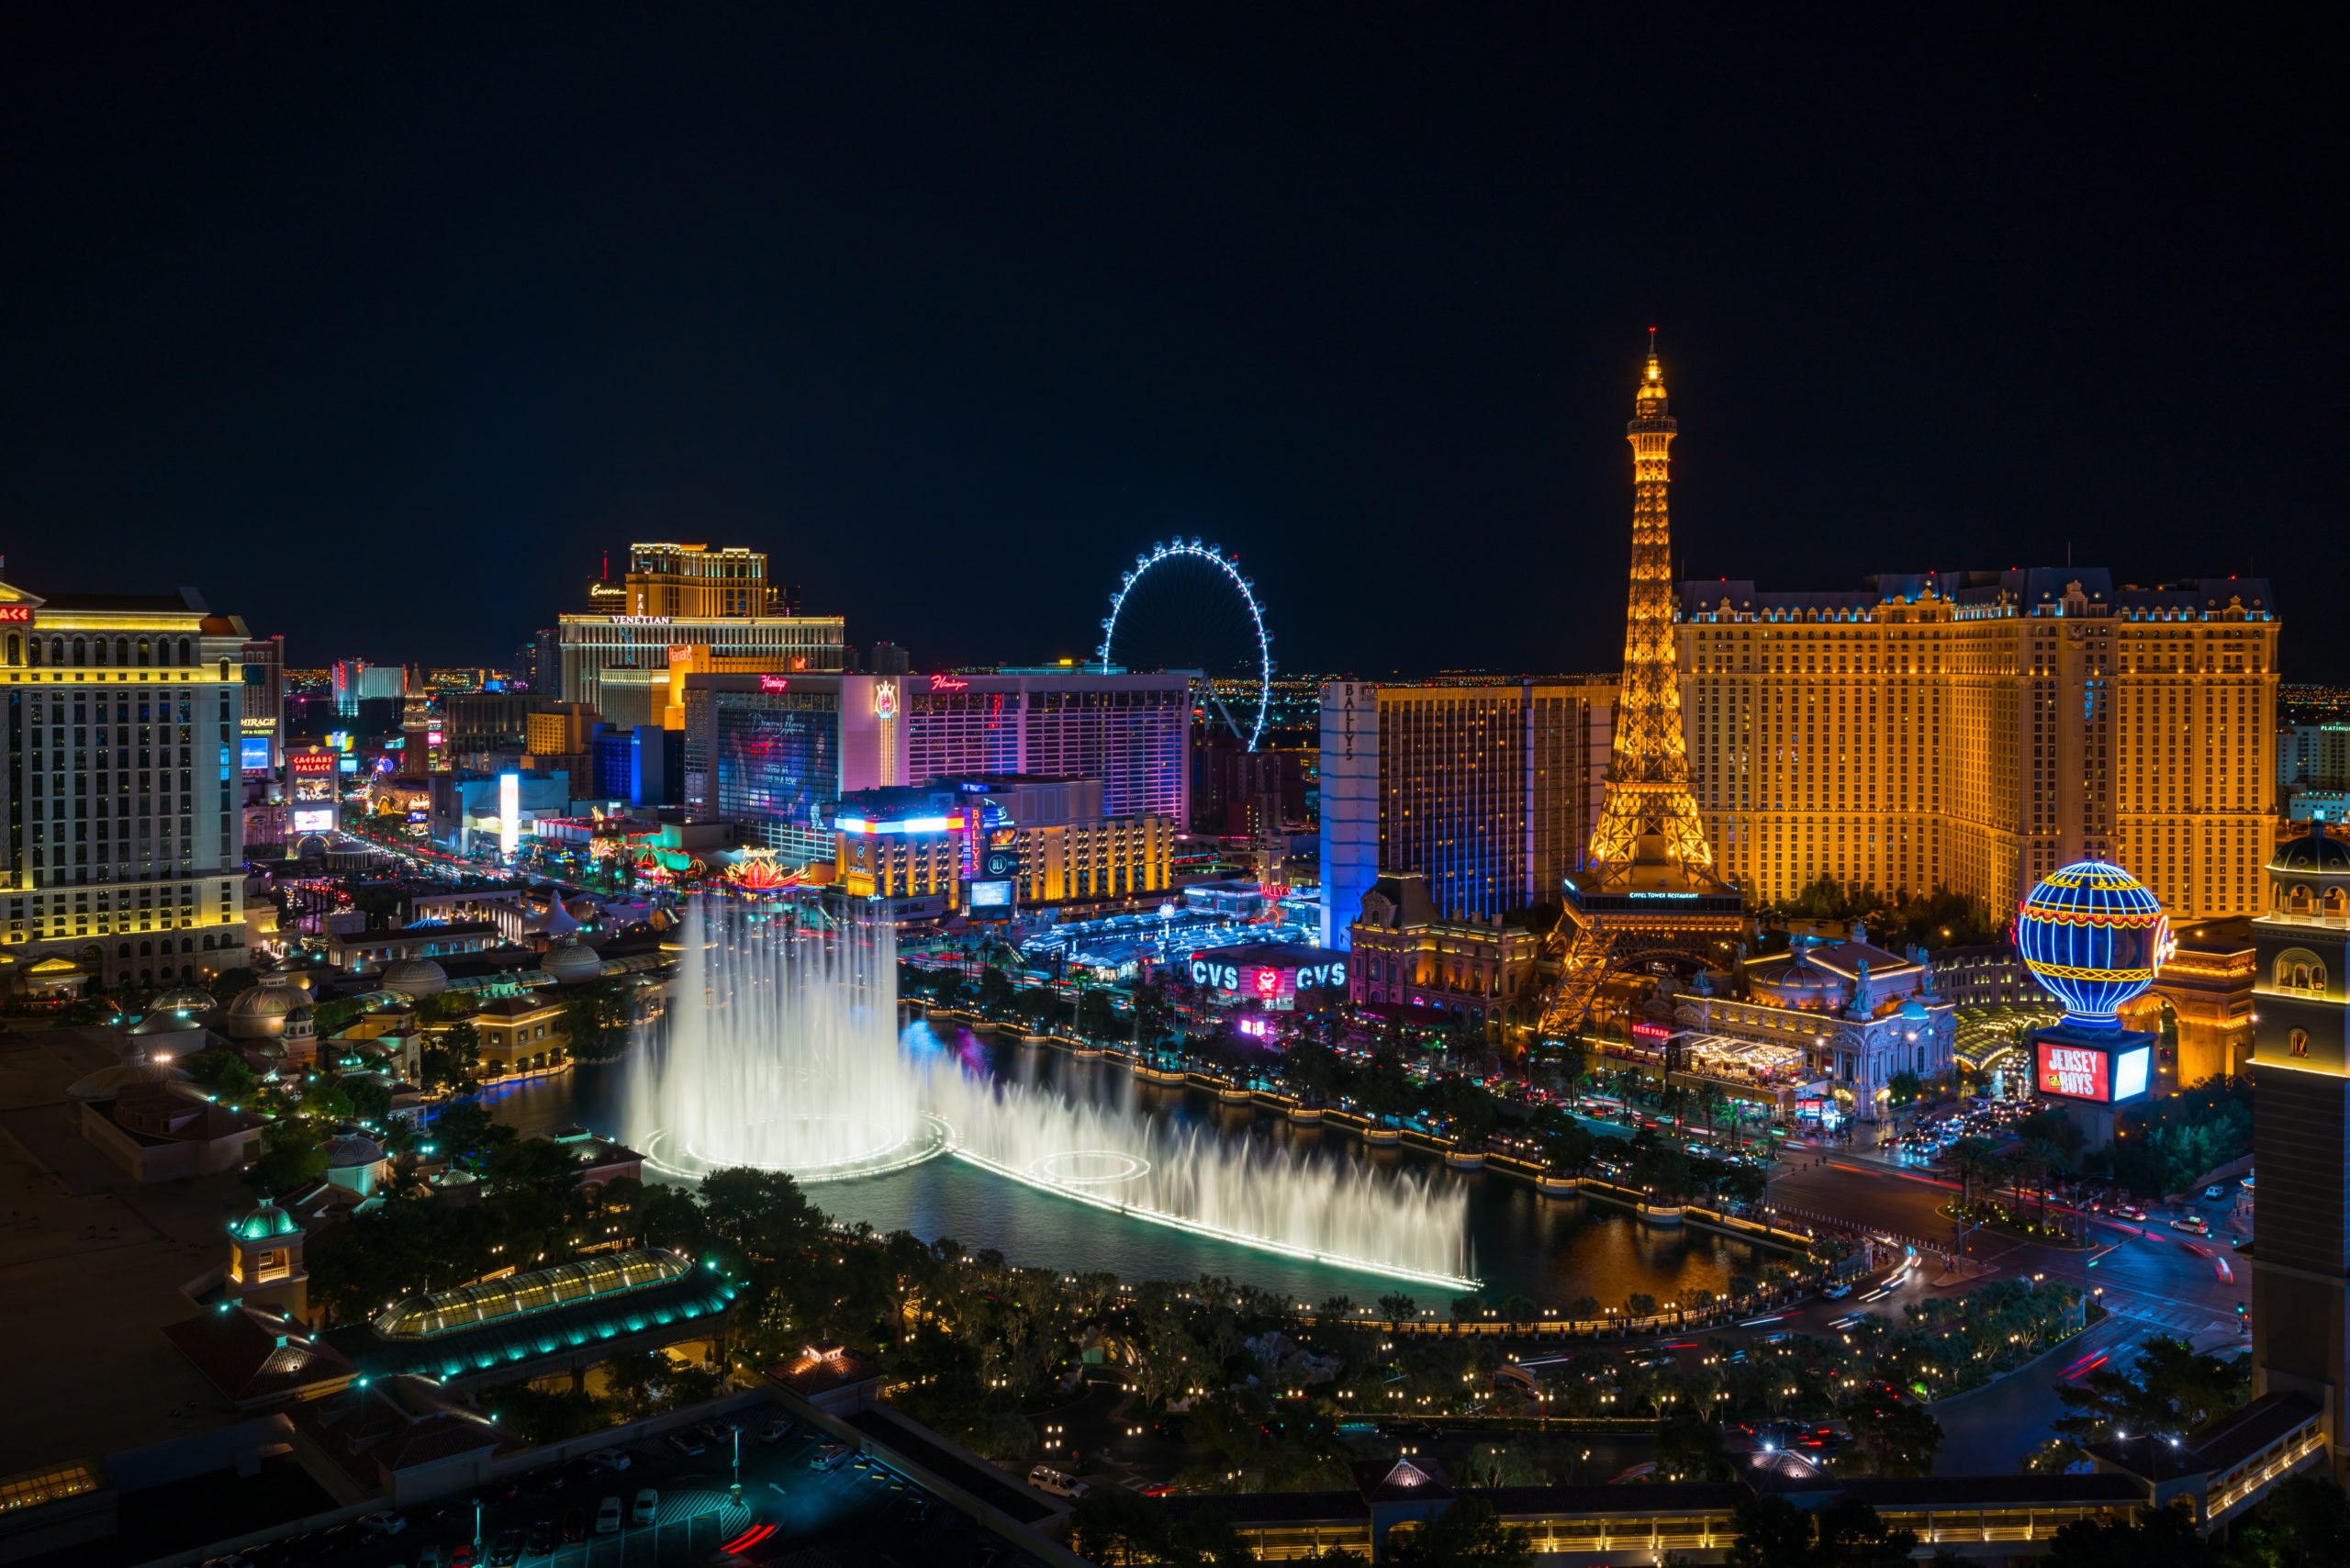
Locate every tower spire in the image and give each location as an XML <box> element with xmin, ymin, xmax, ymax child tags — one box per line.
<box><xmin>1583</xmin><ymin>334</ymin><xmax>1718</xmax><ymax>884</ymax></box>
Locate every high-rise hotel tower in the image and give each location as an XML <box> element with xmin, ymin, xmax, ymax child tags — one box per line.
<box><xmin>0</xmin><ymin>577</ymin><xmax>252</xmax><ymax>991</ymax></box>
<box><xmin>1674</xmin><ymin>570</ymin><xmax>2278</xmax><ymax>922</ymax></box>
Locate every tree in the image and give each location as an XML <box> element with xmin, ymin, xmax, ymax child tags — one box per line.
<box><xmin>1075</xmin><ymin>988</ymin><xmax>1121</xmax><ymax>1042</ymax></box>
<box><xmin>2052</xmin><ymin>1335</ymin><xmax>2251</xmax><ymax>1454</ymax></box>
<box><xmin>427</xmin><ymin>1099</ymin><xmax>516</xmax><ymax>1166</ymax></box>
<box><xmin>2042</xmin><ymin>1501</ymin><xmax>2211</xmax><ymax>1568</ymax></box>
<box><xmin>699</xmin><ymin>1166</ymin><xmax>822</xmax><ymax>1262</ymax></box>
<box><xmin>1841</xmin><ymin>1398</ymin><xmax>1943</xmax><ymax>1476</ymax></box>
<box><xmin>2226</xmin><ymin>1473</ymin><xmax>2350</xmax><ymax>1568</ymax></box>
<box><xmin>1378</xmin><ymin>1292</ymin><xmax>1419</xmax><ymax>1323</ymax></box>
<box><xmin>1069</xmin><ymin>1486</ymin><xmax>1169</xmax><ymax>1565</ymax></box>
<box><xmin>1382</xmin><ymin>1498</ymin><xmax>1534</xmax><ymax>1568</ymax></box>
<box><xmin>1811</xmin><ymin>1498</ymin><xmax>1923</xmax><ymax>1567</ymax></box>
<box><xmin>1886</xmin><ymin>1069</ymin><xmax>1922</xmax><ymax>1111</ymax></box>
<box><xmin>482</xmin><ymin>1137</ymin><xmax>581</xmax><ymax>1198</ymax></box>
<box><xmin>339</xmin><ymin>1073</ymin><xmax>393</xmax><ymax>1122</ymax></box>
<box><xmin>563</xmin><ymin>978</ymin><xmax>632</xmax><ymax>1063</ymax></box>
<box><xmin>1654</xmin><ymin>1409</ymin><xmax>1730</xmax><ymax>1481</ymax></box>
<box><xmin>1727</xmin><ymin>1495</ymin><xmax>1816</xmax><ymax>1568</ymax></box>
<box><xmin>974</xmin><ymin>964</ymin><xmax>1016</xmax><ymax>1016</ymax></box>
<box><xmin>1729</xmin><ymin>1495</ymin><xmax>1917</xmax><ymax>1568</ymax></box>
<box><xmin>420</xmin><ymin>1021</ymin><xmax>483</xmax><ymax>1092</ymax></box>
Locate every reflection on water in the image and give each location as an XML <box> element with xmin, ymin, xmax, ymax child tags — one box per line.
<box><xmin>485</xmin><ymin>1019</ymin><xmax>1766</xmax><ymax>1307</ymax></box>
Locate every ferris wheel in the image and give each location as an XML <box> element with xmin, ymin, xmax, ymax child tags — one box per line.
<box><xmin>1097</xmin><ymin>539</ymin><xmax>1273</xmax><ymax>751</ymax></box>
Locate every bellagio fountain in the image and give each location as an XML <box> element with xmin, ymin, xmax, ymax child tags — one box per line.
<box><xmin>625</xmin><ymin>897</ymin><xmax>1474</xmax><ymax>1290</ymax></box>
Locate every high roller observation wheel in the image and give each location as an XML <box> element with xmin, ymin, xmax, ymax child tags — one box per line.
<box><xmin>1097</xmin><ymin>538</ymin><xmax>1273</xmax><ymax>751</ymax></box>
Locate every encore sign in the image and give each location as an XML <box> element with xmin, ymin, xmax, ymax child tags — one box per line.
<box><xmin>2036</xmin><ymin>1041</ymin><xmax>2109</xmax><ymax>1102</ymax></box>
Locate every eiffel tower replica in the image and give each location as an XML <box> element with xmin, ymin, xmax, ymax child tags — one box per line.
<box><xmin>1539</xmin><ymin>335</ymin><xmax>1747</xmax><ymax>1036</ymax></box>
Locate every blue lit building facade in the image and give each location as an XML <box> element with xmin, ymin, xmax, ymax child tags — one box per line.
<box><xmin>1315</xmin><ymin>678</ymin><xmax>1615</xmax><ymax>946</ymax></box>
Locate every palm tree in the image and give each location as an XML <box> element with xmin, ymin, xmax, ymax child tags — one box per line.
<box><xmin>1950</xmin><ymin>1136</ymin><xmax>2001</xmax><ymax>1209</ymax></box>
<box><xmin>2024</xmin><ymin>1136</ymin><xmax>2069</xmax><ymax>1233</ymax></box>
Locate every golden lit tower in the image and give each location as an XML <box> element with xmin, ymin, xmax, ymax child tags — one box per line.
<box><xmin>1585</xmin><ymin>333</ymin><xmax>1715</xmax><ymax>883</ymax></box>
<box><xmin>1539</xmin><ymin>336</ymin><xmax>1744</xmax><ymax>1037</ymax></box>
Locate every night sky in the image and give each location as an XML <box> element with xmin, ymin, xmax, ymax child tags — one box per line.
<box><xmin>4</xmin><ymin>8</ymin><xmax>2340</xmax><ymax>679</ymax></box>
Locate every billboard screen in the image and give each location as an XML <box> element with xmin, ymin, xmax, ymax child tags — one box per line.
<box><xmin>291</xmin><ymin>809</ymin><xmax>334</xmax><ymax>832</ymax></box>
<box><xmin>2113</xmin><ymin>1045</ymin><xmax>2151</xmax><ymax>1101</ymax></box>
<box><xmin>968</xmin><ymin>879</ymin><xmax>1013</xmax><ymax>909</ymax></box>
<box><xmin>2036</xmin><ymin>1040</ymin><xmax>2111</xmax><ymax>1102</ymax></box>
<box><xmin>240</xmin><ymin>736</ymin><xmax>272</xmax><ymax>774</ymax></box>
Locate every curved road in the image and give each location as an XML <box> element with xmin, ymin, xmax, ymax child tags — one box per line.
<box><xmin>1766</xmin><ymin>1148</ymin><xmax>2248</xmax><ymax>1473</ymax></box>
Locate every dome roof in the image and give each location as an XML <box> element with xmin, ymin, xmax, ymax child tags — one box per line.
<box><xmin>220</xmin><ymin>979</ymin><xmax>306</xmax><ymax>1039</ymax></box>
<box><xmin>542</xmin><ymin>939</ymin><xmax>603</xmax><ymax>983</ymax></box>
<box><xmin>2272</xmin><ymin>832</ymin><xmax>2350</xmax><ymax>873</ymax></box>
<box><xmin>127</xmin><ymin>1009</ymin><xmax>206</xmax><ymax>1038</ymax></box>
<box><xmin>66</xmin><ymin>1059</ymin><xmax>193</xmax><ymax>1102</ymax></box>
<box><xmin>151</xmin><ymin>983</ymin><xmax>217</xmax><ymax>1013</ymax></box>
<box><xmin>231</xmin><ymin>1201</ymin><xmax>302</xmax><ymax>1241</ymax></box>
<box><xmin>381</xmin><ymin>958</ymin><xmax>448</xmax><ymax>999</ymax></box>
<box><xmin>320</xmin><ymin>1130</ymin><xmax>386</xmax><ymax>1168</ymax></box>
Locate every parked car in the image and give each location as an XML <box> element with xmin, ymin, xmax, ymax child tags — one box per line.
<box><xmin>595</xmin><ymin>1498</ymin><xmax>623</xmax><ymax>1536</ymax></box>
<box><xmin>2171</xmin><ymin>1215</ymin><xmax>2210</xmax><ymax>1236</ymax></box>
<box><xmin>664</xmin><ymin>1431</ymin><xmax>707</xmax><ymax>1458</ymax></box>
<box><xmin>632</xmin><ymin>1490</ymin><xmax>659</xmax><ymax>1528</ymax></box>
<box><xmin>416</xmin><ymin>1548</ymin><xmax>443</xmax><ymax>1568</ymax></box>
<box><xmin>586</xmin><ymin>1448</ymin><xmax>632</xmax><ymax>1471</ymax></box>
<box><xmin>1027</xmin><ymin>1466</ymin><xmax>1089</xmax><ymax>1500</ymax></box>
<box><xmin>560</xmin><ymin>1511</ymin><xmax>587</xmax><ymax>1544</ymax></box>
<box><xmin>489</xmin><ymin>1530</ymin><xmax>523</xmax><ymax>1567</ymax></box>
<box><xmin>694</xmin><ymin>1419</ymin><xmax>741</xmax><ymax>1443</ymax></box>
<box><xmin>756</xmin><ymin>1418</ymin><xmax>793</xmax><ymax>1444</ymax></box>
<box><xmin>359</xmin><ymin>1513</ymin><xmax>408</xmax><ymax>1537</ymax></box>
<box><xmin>447</xmin><ymin>1544</ymin><xmax>475</xmax><ymax>1568</ymax></box>
<box><xmin>811</xmin><ymin>1443</ymin><xmax>852</xmax><ymax>1472</ymax></box>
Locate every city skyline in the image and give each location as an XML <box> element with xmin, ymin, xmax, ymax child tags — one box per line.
<box><xmin>5</xmin><ymin>10</ymin><xmax>2341</xmax><ymax>680</ymax></box>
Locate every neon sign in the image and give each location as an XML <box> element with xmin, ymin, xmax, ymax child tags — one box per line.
<box><xmin>873</xmin><ymin>680</ymin><xmax>898</xmax><ymax>719</ymax></box>
<box><xmin>929</xmin><ymin>676</ymin><xmax>969</xmax><ymax>691</ymax></box>
<box><xmin>611</xmin><ymin>615</ymin><xmax>672</xmax><ymax>624</ymax></box>
<box><xmin>0</xmin><ymin>607</ymin><xmax>30</xmax><ymax>623</ymax></box>
<box><xmin>759</xmin><ymin>675</ymin><xmax>790</xmax><ymax>693</ymax></box>
<box><xmin>2036</xmin><ymin>1041</ymin><xmax>2107</xmax><ymax>1101</ymax></box>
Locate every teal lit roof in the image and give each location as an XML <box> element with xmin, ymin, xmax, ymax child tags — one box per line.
<box><xmin>371</xmin><ymin>1248</ymin><xmax>690</xmax><ymax>1339</ymax></box>
<box><xmin>231</xmin><ymin>1203</ymin><xmax>301</xmax><ymax>1241</ymax></box>
<box><xmin>332</xmin><ymin>1248</ymin><xmax>736</xmax><ymax>1385</ymax></box>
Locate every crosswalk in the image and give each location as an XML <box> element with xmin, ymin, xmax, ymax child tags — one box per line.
<box><xmin>2097</xmin><ymin>1292</ymin><xmax>2237</xmax><ymax>1343</ymax></box>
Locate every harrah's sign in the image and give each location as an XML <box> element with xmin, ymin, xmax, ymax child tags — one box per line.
<box><xmin>2037</xmin><ymin>1041</ymin><xmax>2108</xmax><ymax>1102</ymax></box>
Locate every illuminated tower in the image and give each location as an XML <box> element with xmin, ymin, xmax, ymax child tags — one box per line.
<box><xmin>1540</xmin><ymin>337</ymin><xmax>1743</xmax><ymax>1036</ymax></box>
<box><xmin>1586</xmin><ymin>332</ymin><xmax>1715</xmax><ymax>883</ymax></box>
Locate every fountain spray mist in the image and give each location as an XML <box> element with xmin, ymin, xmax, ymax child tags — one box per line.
<box><xmin>630</xmin><ymin>899</ymin><xmax>943</xmax><ymax>1180</ymax></box>
<box><xmin>626</xmin><ymin>894</ymin><xmax>1475</xmax><ymax>1288</ymax></box>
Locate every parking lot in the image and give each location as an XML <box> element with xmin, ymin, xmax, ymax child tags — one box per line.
<box><xmin>230</xmin><ymin>1416</ymin><xmax>1046</xmax><ymax>1568</ymax></box>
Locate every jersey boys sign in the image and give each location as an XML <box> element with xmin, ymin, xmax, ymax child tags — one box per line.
<box><xmin>2036</xmin><ymin>1041</ymin><xmax>2109</xmax><ymax>1101</ymax></box>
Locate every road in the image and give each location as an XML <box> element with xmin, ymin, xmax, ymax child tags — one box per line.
<box><xmin>1767</xmin><ymin>1147</ymin><xmax>2251</xmax><ymax>1473</ymax></box>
